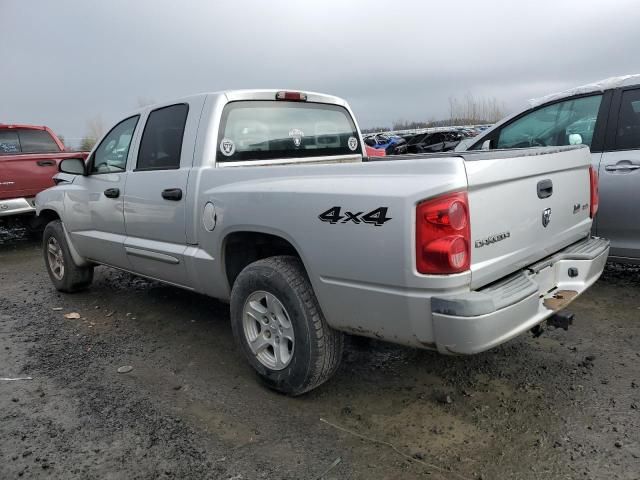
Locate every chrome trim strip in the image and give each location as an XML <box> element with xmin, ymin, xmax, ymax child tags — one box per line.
<box><xmin>124</xmin><ymin>247</ymin><xmax>180</xmax><ymax>265</ymax></box>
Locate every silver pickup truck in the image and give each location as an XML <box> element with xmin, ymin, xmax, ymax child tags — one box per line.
<box><xmin>35</xmin><ymin>90</ymin><xmax>609</xmax><ymax>395</ymax></box>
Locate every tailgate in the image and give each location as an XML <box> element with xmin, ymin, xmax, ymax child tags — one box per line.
<box><xmin>464</xmin><ymin>146</ymin><xmax>593</xmax><ymax>289</ymax></box>
<box><xmin>0</xmin><ymin>153</ymin><xmax>62</xmax><ymax>200</ymax></box>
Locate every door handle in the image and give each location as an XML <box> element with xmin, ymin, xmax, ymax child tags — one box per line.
<box><xmin>103</xmin><ymin>188</ymin><xmax>120</xmax><ymax>198</ymax></box>
<box><xmin>605</xmin><ymin>164</ymin><xmax>640</xmax><ymax>172</ymax></box>
<box><xmin>37</xmin><ymin>160</ymin><xmax>55</xmax><ymax>167</ymax></box>
<box><xmin>537</xmin><ymin>179</ymin><xmax>553</xmax><ymax>199</ymax></box>
<box><xmin>161</xmin><ymin>188</ymin><xmax>182</xmax><ymax>201</ymax></box>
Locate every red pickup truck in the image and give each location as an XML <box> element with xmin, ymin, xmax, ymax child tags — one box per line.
<box><xmin>0</xmin><ymin>124</ymin><xmax>88</xmax><ymax>220</ymax></box>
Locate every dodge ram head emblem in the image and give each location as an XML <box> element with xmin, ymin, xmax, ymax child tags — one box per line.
<box><xmin>542</xmin><ymin>208</ymin><xmax>552</xmax><ymax>228</ymax></box>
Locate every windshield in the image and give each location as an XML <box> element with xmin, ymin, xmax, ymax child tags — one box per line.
<box><xmin>217</xmin><ymin>101</ymin><xmax>361</xmax><ymax>162</ymax></box>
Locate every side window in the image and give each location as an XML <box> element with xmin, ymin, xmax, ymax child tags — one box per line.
<box><xmin>90</xmin><ymin>116</ymin><xmax>139</xmax><ymax>174</ymax></box>
<box><xmin>614</xmin><ymin>89</ymin><xmax>640</xmax><ymax>150</ymax></box>
<box><xmin>0</xmin><ymin>130</ymin><xmax>21</xmax><ymax>154</ymax></box>
<box><xmin>136</xmin><ymin>104</ymin><xmax>188</xmax><ymax>171</ymax></box>
<box><xmin>17</xmin><ymin>129</ymin><xmax>61</xmax><ymax>153</ymax></box>
<box><xmin>496</xmin><ymin>95</ymin><xmax>603</xmax><ymax>149</ymax></box>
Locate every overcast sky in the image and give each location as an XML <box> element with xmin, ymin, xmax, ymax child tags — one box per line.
<box><xmin>2</xmin><ymin>0</ymin><xmax>639</xmax><ymax>145</ymax></box>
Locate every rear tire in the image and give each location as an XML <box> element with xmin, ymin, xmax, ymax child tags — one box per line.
<box><xmin>230</xmin><ymin>256</ymin><xmax>344</xmax><ymax>396</ymax></box>
<box><xmin>43</xmin><ymin>220</ymin><xmax>94</xmax><ymax>293</ymax></box>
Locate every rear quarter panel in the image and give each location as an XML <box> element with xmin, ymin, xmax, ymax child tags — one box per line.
<box><xmin>190</xmin><ymin>158</ymin><xmax>470</xmax><ymax>345</ymax></box>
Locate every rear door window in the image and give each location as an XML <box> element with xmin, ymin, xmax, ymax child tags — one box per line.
<box><xmin>613</xmin><ymin>88</ymin><xmax>640</xmax><ymax>150</ymax></box>
<box><xmin>0</xmin><ymin>131</ymin><xmax>21</xmax><ymax>154</ymax></box>
<box><xmin>496</xmin><ymin>95</ymin><xmax>603</xmax><ymax>149</ymax></box>
<box><xmin>17</xmin><ymin>129</ymin><xmax>61</xmax><ymax>153</ymax></box>
<box><xmin>136</xmin><ymin>104</ymin><xmax>189</xmax><ymax>171</ymax></box>
<box><xmin>217</xmin><ymin>101</ymin><xmax>361</xmax><ymax>162</ymax></box>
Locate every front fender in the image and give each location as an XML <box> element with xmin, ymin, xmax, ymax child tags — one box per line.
<box><xmin>35</xmin><ymin>185</ymin><xmax>90</xmax><ymax>268</ymax></box>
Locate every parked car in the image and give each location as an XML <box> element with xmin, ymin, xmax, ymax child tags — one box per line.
<box><xmin>0</xmin><ymin>124</ymin><xmax>88</xmax><ymax>222</ymax></box>
<box><xmin>457</xmin><ymin>74</ymin><xmax>640</xmax><ymax>263</ymax></box>
<box><xmin>363</xmin><ymin>133</ymin><xmax>407</xmax><ymax>154</ymax></box>
<box><xmin>36</xmin><ymin>90</ymin><xmax>608</xmax><ymax>395</ymax></box>
<box><xmin>364</xmin><ymin>144</ymin><xmax>386</xmax><ymax>157</ymax></box>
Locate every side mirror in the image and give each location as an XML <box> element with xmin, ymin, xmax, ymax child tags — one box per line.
<box><xmin>481</xmin><ymin>139</ymin><xmax>491</xmax><ymax>150</ymax></box>
<box><xmin>568</xmin><ymin>133</ymin><xmax>583</xmax><ymax>145</ymax></box>
<box><xmin>59</xmin><ymin>158</ymin><xmax>86</xmax><ymax>175</ymax></box>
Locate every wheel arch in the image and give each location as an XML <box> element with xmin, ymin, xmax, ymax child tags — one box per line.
<box><xmin>39</xmin><ymin>211</ymin><xmax>89</xmax><ymax>268</ymax></box>
<box><xmin>36</xmin><ymin>208</ymin><xmax>61</xmax><ymax>227</ymax></box>
<box><xmin>222</xmin><ymin>229</ymin><xmax>311</xmax><ymax>293</ymax></box>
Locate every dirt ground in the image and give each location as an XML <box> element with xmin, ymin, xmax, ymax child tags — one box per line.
<box><xmin>1</xmin><ymin>223</ymin><xmax>639</xmax><ymax>480</ymax></box>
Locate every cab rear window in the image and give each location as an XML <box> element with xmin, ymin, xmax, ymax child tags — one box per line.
<box><xmin>217</xmin><ymin>101</ymin><xmax>361</xmax><ymax>162</ymax></box>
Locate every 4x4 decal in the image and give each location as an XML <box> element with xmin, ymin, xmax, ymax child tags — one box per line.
<box><xmin>318</xmin><ymin>206</ymin><xmax>391</xmax><ymax>226</ymax></box>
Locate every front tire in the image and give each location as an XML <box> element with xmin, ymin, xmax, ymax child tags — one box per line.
<box><xmin>43</xmin><ymin>220</ymin><xmax>94</xmax><ymax>293</ymax></box>
<box><xmin>230</xmin><ymin>256</ymin><xmax>344</xmax><ymax>396</ymax></box>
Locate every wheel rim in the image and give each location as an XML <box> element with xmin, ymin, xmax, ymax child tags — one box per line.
<box><xmin>46</xmin><ymin>237</ymin><xmax>65</xmax><ymax>280</ymax></box>
<box><xmin>242</xmin><ymin>290</ymin><xmax>295</xmax><ymax>370</ymax></box>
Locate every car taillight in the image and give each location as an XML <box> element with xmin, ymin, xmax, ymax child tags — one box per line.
<box><xmin>416</xmin><ymin>192</ymin><xmax>470</xmax><ymax>274</ymax></box>
<box><xmin>589</xmin><ymin>165</ymin><xmax>599</xmax><ymax>218</ymax></box>
<box><xmin>276</xmin><ymin>91</ymin><xmax>307</xmax><ymax>101</ymax></box>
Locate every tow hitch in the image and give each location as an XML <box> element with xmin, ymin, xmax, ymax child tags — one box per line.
<box><xmin>531</xmin><ymin>311</ymin><xmax>575</xmax><ymax>338</ymax></box>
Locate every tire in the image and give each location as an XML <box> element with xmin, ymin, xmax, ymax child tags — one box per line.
<box><xmin>43</xmin><ymin>220</ymin><xmax>94</xmax><ymax>293</ymax></box>
<box><xmin>230</xmin><ymin>256</ymin><xmax>344</xmax><ymax>396</ymax></box>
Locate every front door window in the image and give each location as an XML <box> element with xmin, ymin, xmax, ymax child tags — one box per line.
<box><xmin>496</xmin><ymin>95</ymin><xmax>603</xmax><ymax>149</ymax></box>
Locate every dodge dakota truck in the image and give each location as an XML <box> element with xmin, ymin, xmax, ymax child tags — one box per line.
<box><xmin>0</xmin><ymin>124</ymin><xmax>88</xmax><ymax>221</ymax></box>
<box><xmin>35</xmin><ymin>90</ymin><xmax>609</xmax><ymax>395</ymax></box>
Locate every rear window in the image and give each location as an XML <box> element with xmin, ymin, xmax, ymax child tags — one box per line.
<box><xmin>18</xmin><ymin>129</ymin><xmax>61</xmax><ymax>153</ymax></box>
<box><xmin>217</xmin><ymin>101</ymin><xmax>361</xmax><ymax>162</ymax></box>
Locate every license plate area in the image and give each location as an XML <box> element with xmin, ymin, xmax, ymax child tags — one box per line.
<box><xmin>532</xmin><ymin>264</ymin><xmax>579</xmax><ymax>312</ymax></box>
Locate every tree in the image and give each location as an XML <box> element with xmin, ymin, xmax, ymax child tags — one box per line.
<box><xmin>79</xmin><ymin>116</ymin><xmax>105</xmax><ymax>151</ymax></box>
<box><xmin>448</xmin><ymin>94</ymin><xmax>506</xmax><ymax>125</ymax></box>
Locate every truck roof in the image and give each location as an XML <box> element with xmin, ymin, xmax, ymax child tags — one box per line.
<box><xmin>130</xmin><ymin>89</ymin><xmax>349</xmax><ymax>116</ymax></box>
<box><xmin>0</xmin><ymin>123</ymin><xmax>49</xmax><ymax>130</ymax></box>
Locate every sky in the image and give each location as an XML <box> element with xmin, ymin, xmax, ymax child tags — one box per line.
<box><xmin>2</xmin><ymin>0</ymin><xmax>639</xmax><ymax>147</ymax></box>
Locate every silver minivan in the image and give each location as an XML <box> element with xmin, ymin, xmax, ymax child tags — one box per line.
<box><xmin>458</xmin><ymin>75</ymin><xmax>640</xmax><ymax>264</ymax></box>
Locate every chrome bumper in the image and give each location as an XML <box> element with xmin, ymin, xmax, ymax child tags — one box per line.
<box><xmin>431</xmin><ymin>237</ymin><xmax>610</xmax><ymax>354</ymax></box>
<box><xmin>0</xmin><ymin>197</ymin><xmax>36</xmax><ymax>217</ymax></box>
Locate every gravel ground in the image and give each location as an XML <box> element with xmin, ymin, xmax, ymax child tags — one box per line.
<box><xmin>1</xmin><ymin>223</ymin><xmax>639</xmax><ymax>479</ymax></box>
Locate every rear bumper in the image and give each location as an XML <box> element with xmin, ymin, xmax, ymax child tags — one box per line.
<box><xmin>431</xmin><ymin>236</ymin><xmax>609</xmax><ymax>354</ymax></box>
<box><xmin>0</xmin><ymin>197</ymin><xmax>36</xmax><ymax>217</ymax></box>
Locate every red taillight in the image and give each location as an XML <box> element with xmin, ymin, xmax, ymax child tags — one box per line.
<box><xmin>276</xmin><ymin>91</ymin><xmax>308</xmax><ymax>101</ymax></box>
<box><xmin>589</xmin><ymin>165</ymin><xmax>599</xmax><ymax>218</ymax></box>
<box><xmin>416</xmin><ymin>192</ymin><xmax>471</xmax><ymax>274</ymax></box>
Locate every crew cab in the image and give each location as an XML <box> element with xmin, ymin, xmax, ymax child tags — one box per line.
<box><xmin>0</xmin><ymin>124</ymin><xmax>88</xmax><ymax>220</ymax></box>
<box><xmin>457</xmin><ymin>74</ymin><xmax>640</xmax><ymax>264</ymax></box>
<box><xmin>35</xmin><ymin>90</ymin><xmax>609</xmax><ymax>395</ymax></box>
